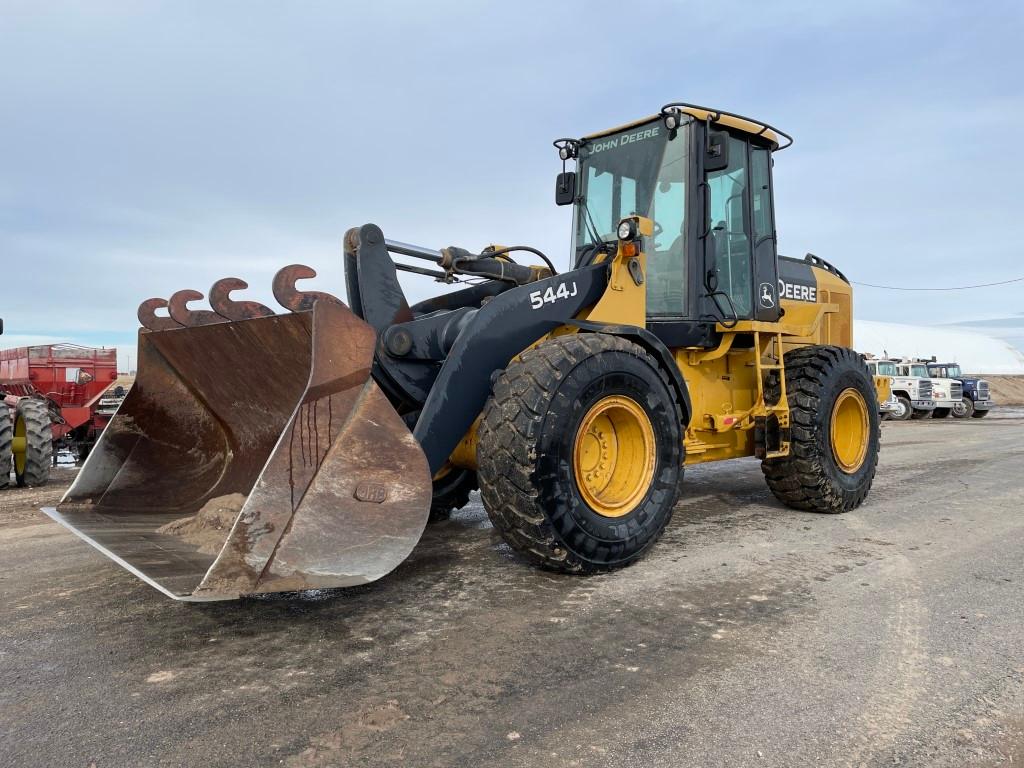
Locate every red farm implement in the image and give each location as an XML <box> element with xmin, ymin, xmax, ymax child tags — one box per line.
<box><xmin>0</xmin><ymin>343</ymin><xmax>125</xmax><ymax>489</ymax></box>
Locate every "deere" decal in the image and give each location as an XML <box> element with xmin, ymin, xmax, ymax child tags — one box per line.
<box><xmin>778</xmin><ymin>279</ymin><xmax>817</xmax><ymax>303</ymax></box>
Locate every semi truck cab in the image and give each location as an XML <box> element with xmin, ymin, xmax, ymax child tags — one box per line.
<box><xmin>895</xmin><ymin>360</ymin><xmax>961</xmax><ymax>420</ymax></box>
<box><xmin>927</xmin><ymin>362</ymin><xmax>993</xmax><ymax>419</ymax></box>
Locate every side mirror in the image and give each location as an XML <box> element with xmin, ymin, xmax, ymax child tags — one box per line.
<box><xmin>555</xmin><ymin>171</ymin><xmax>576</xmax><ymax>206</ymax></box>
<box><xmin>704</xmin><ymin>131</ymin><xmax>730</xmax><ymax>172</ymax></box>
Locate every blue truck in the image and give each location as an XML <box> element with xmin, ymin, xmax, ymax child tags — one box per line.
<box><xmin>926</xmin><ymin>361</ymin><xmax>993</xmax><ymax>418</ymax></box>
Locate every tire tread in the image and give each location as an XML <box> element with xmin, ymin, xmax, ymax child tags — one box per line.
<box><xmin>478</xmin><ymin>334</ymin><xmax>681</xmax><ymax>573</ymax></box>
<box><xmin>761</xmin><ymin>346</ymin><xmax>879</xmax><ymax>514</ymax></box>
<box><xmin>15</xmin><ymin>399</ymin><xmax>51</xmax><ymax>488</ymax></box>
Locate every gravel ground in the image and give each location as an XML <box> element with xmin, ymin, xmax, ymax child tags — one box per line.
<box><xmin>1</xmin><ymin>410</ymin><xmax>1023</xmax><ymax>768</ymax></box>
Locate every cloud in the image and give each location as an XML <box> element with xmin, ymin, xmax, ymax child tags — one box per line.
<box><xmin>1</xmin><ymin>0</ymin><xmax>1023</xmax><ymax>355</ymax></box>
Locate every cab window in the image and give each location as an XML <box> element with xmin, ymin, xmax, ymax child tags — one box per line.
<box><xmin>751</xmin><ymin>146</ymin><xmax>773</xmax><ymax>243</ymax></box>
<box><xmin>646</xmin><ymin>130</ymin><xmax>688</xmax><ymax>317</ymax></box>
<box><xmin>706</xmin><ymin>135</ymin><xmax>753</xmax><ymax>318</ymax></box>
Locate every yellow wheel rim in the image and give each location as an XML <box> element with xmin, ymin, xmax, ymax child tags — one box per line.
<box><xmin>572</xmin><ymin>395</ymin><xmax>656</xmax><ymax>518</ymax></box>
<box><xmin>12</xmin><ymin>414</ymin><xmax>26</xmax><ymax>476</ymax></box>
<box><xmin>830</xmin><ymin>388</ymin><xmax>869</xmax><ymax>473</ymax></box>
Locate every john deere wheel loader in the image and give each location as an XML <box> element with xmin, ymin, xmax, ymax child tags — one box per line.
<box><xmin>45</xmin><ymin>103</ymin><xmax>880</xmax><ymax>601</ymax></box>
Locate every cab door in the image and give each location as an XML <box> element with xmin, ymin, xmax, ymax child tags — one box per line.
<box><xmin>701</xmin><ymin>129</ymin><xmax>780</xmax><ymax>323</ymax></box>
<box><xmin>749</xmin><ymin>143</ymin><xmax>780</xmax><ymax>322</ymax></box>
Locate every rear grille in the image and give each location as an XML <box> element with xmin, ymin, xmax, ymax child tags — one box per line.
<box><xmin>979</xmin><ymin>381</ymin><xmax>990</xmax><ymax>399</ymax></box>
<box><xmin>918</xmin><ymin>381</ymin><xmax>932</xmax><ymax>399</ymax></box>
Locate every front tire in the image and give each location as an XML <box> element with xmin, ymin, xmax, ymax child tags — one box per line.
<box><xmin>911</xmin><ymin>408</ymin><xmax>933</xmax><ymax>420</ymax></box>
<box><xmin>0</xmin><ymin>408</ymin><xmax>12</xmax><ymax>490</ymax></box>
<box><xmin>478</xmin><ymin>334</ymin><xmax>683</xmax><ymax>573</ymax></box>
<box><xmin>971</xmin><ymin>408</ymin><xmax>988</xmax><ymax>419</ymax></box>
<box><xmin>952</xmin><ymin>397</ymin><xmax>974</xmax><ymax>418</ymax></box>
<box><xmin>762</xmin><ymin>346</ymin><xmax>879</xmax><ymax>513</ymax></box>
<box><xmin>14</xmin><ymin>399</ymin><xmax>52</xmax><ymax>487</ymax></box>
<box><xmin>893</xmin><ymin>395</ymin><xmax>913</xmax><ymax>421</ymax></box>
<box><xmin>932</xmin><ymin>407</ymin><xmax>950</xmax><ymax>419</ymax></box>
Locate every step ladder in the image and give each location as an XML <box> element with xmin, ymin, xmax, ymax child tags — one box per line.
<box><xmin>753</xmin><ymin>331</ymin><xmax>791</xmax><ymax>460</ymax></box>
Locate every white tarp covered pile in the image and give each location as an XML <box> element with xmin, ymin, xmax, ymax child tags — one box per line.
<box><xmin>855</xmin><ymin>320</ymin><xmax>1024</xmax><ymax>374</ymax></box>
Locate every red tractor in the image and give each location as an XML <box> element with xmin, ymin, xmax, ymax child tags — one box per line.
<box><xmin>0</xmin><ymin>322</ymin><xmax>123</xmax><ymax>488</ymax></box>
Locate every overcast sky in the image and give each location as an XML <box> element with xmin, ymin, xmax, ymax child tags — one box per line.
<box><xmin>2</xmin><ymin>1</ymin><xmax>1023</xmax><ymax>367</ymax></box>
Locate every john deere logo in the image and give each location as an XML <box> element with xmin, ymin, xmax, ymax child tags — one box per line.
<box><xmin>355</xmin><ymin>483</ymin><xmax>388</xmax><ymax>503</ymax></box>
<box><xmin>759</xmin><ymin>282</ymin><xmax>775</xmax><ymax>309</ymax></box>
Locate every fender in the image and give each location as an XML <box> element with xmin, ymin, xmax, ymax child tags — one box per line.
<box><xmin>562</xmin><ymin>319</ymin><xmax>692</xmax><ymax>429</ymax></box>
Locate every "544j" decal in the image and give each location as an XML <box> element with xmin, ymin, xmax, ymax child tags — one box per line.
<box><xmin>529</xmin><ymin>281</ymin><xmax>578</xmax><ymax>310</ymax></box>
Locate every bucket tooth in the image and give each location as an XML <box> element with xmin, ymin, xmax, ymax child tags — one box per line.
<box><xmin>272</xmin><ymin>264</ymin><xmax>345</xmax><ymax>312</ymax></box>
<box><xmin>46</xmin><ymin>299</ymin><xmax>431</xmax><ymax>601</ymax></box>
<box><xmin>209</xmin><ymin>278</ymin><xmax>276</xmax><ymax>321</ymax></box>
<box><xmin>169</xmin><ymin>289</ymin><xmax>229</xmax><ymax>327</ymax></box>
<box><xmin>138</xmin><ymin>298</ymin><xmax>184</xmax><ymax>332</ymax></box>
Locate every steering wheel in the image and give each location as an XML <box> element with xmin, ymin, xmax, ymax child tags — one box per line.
<box><xmin>648</xmin><ymin>219</ymin><xmax>664</xmax><ymax>248</ymax></box>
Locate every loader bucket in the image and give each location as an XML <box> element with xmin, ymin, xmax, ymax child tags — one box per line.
<box><xmin>43</xmin><ymin>300</ymin><xmax>432</xmax><ymax>601</ymax></box>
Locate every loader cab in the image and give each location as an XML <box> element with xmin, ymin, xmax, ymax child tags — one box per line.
<box><xmin>569</xmin><ymin>108</ymin><xmax>784</xmax><ymax>347</ymax></box>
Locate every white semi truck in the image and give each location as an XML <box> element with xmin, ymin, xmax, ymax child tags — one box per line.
<box><xmin>865</xmin><ymin>359</ymin><xmax>934</xmax><ymax>420</ymax></box>
<box><xmin>894</xmin><ymin>360</ymin><xmax>962</xmax><ymax>419</ymax></box>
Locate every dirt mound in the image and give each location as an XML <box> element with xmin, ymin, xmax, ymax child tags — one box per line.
<box><xmin>156</xmin><ymin>493</ymin><xmax>247</xmax><ymax>554</ymax></box>
<box><xmin>972</xmin><ymin>375</ymin><xmax>1024</xmax><ymax>405</ymax></box>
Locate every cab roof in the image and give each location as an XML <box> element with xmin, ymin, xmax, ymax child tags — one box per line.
<box><xmin>583</xmin><ymin>102</ymin><xmax>792</xmax><ymax>151</ymax></box>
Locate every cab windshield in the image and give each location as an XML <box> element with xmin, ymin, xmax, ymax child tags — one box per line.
<box><xmin>910</xmin><ymin>364</ymin><xmax>929</xmax><ymax>377</ymax></box>
<box><xmin>930</xmin><ymin>364</ymin><xmax>962</xmax><ymax>377</ymax></box>
<box><xmin>877</xmin><ymin>361</ymin><xmax>897</xmax><ymax>376</ymax></box>
<box><xmin>575</xmin><ymin>120</ymin><xmax>689</xmax><ymax>317</ymax></box>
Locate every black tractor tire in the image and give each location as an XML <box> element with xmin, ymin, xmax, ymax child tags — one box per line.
<box><xmin>952</xmin><ymin>397</ymin><xmax>974</xmax><ymax>418</ymax></box>
<box><xmin>14</xmin><ymin>399</ymin><xmax>52</xmax><ymax>488</ymax></box>
<box><xmin>893</xmin><ymin>395</ymin><xmax>914</xmax><ymax>421</ymax></box>
<box><xmin>932</xmin><ymin>407</ymin><xmax>951</xmax><ymax>419</ymax></box>
<box><xmin>762</xmin><ymin>346</ymin><xmax>879</xmax><ymax>513</ymax></box>
<box><xmin>429</xmin><ymin>468</ymin><xmax>478</xmax><ymax>522</ymax></box>
<box><xmin>477</xmin><ymin>334</ymin><xmax>683</xmax><ymax>574</ymax></box>
<box><xmin>971</xmin><ymin>408</ymin><xmax>989</xmax><ymax>419</ymax></box>
<box><xmin>0</xmin><ymin>407</ymin><xmax>12</xmax><ymax>490</ymax></box>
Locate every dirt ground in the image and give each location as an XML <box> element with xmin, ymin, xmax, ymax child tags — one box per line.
<box><xmin>982</xmin><ymin>375</ymin><xmax>1024</xmax><ymax>405</ymax></box>
<box><xmin>1</xmin><ymin>410</ymin><xmax>1023</xmax><ymax>767</ymax></box>
<box><xmin>0</xmin><ymin>468</ymin><xmax>77</xmax><ymax>524</ymax></box>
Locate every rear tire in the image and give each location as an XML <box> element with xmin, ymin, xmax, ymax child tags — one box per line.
<box><xmin>762</xmin><ymin>346</ymin><xmax>879</xmax><ymax>513</ymax></box>
<box><xmin>932</xmin><ymin>407</ymin><xmax>950</xmax><ymax>419</ymax></box>
<box><xmin>14</xmin><ymin>399</ymin><xmax>52</xmax><ymax>487</ymax></box>
<box><xmin>477</xmin><ymin>334</ymin><xmax>683</xmax><ymax>573</ymax></box>
<box><xmin>0</xmin><ymin>408</ymin><xmax>12</xmax><ymax>490</ymax></box>
<box><xmin>952</xmin><ymin>397</ymin><xmax>974</xmax><ymax>418</ymax></box>
<box><xmin>429</xmin><ymin>468</ymin><xmax>478</xmax><ymax>522</ymax></box>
